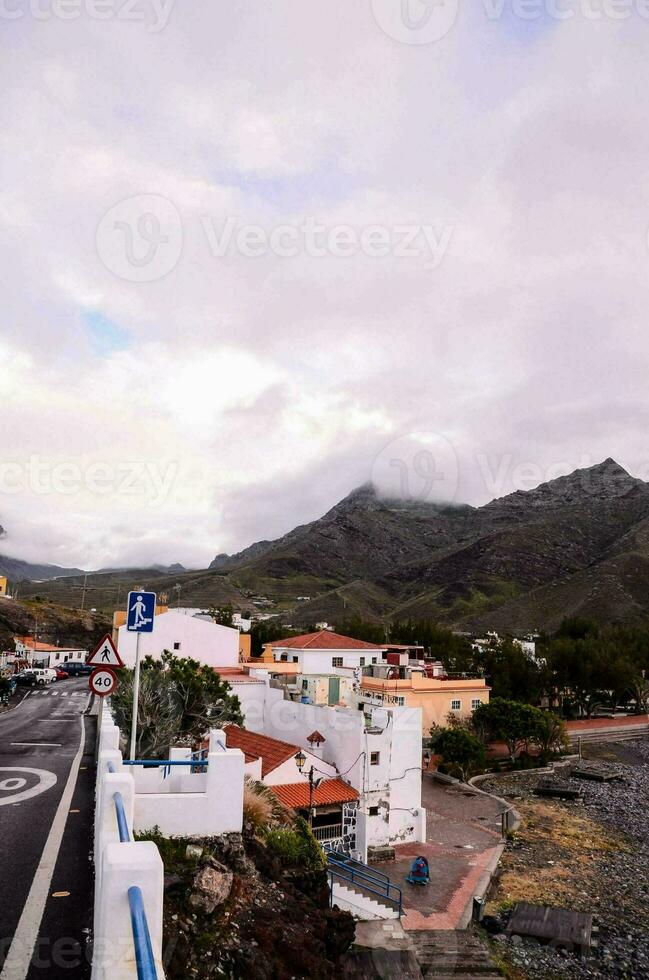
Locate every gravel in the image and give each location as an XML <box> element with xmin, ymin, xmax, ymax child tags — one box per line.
<box><xmin>480</xmin><ymin>741</ymin><xmax>649</xmax><ymax>980</ymax></box>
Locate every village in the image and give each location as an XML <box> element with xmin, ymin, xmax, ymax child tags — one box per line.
<box><xmin>3</xmin><ymin>591</ymin><xmax>649</xmax><ymax>978</ymax></box>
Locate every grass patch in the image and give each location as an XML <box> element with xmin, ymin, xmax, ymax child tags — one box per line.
<box><xmin>487</xmin><ymin>800</ymin><xmax>628</xmax><ymax>913</ymax></box>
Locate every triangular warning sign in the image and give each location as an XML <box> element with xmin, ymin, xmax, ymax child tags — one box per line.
<box><xmin>87</xmin><ymin>634</ymin><xmax>124</xmax><ymax>668</ymax></box>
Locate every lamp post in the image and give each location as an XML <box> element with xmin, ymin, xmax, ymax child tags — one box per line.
<box><xmin>294</xmin><ymin>750</ymin><xmax>321</xmax><ymax>827</ymax></box>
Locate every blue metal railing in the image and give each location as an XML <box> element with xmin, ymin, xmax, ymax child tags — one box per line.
<box><xmin>104</xmin><ymin>762</ymin><xmax>158</xmax><ymax>977</ymax></box>
<box><xmin>128</xmin><ymin>886</ymin><xmax>158</xmax><ymax>980</ymax></box>
<box><xmin>113</xmin><ymin>791</ymin><xmax>131</xmax><ymax>843</ymax></box>
<box><xmin>122</xmin><ymin>759</ymin><xmax>209</xmax><ymax>767</ymax></box>
<box><xmin>327</xmin><ymin>855</ymin><xmax>403</xmax><ymax>915</ymax></box>
<box><xmin>325</xmin><ymin>849</ymin><xmax>392</xmax><ymax>885</ymax></box>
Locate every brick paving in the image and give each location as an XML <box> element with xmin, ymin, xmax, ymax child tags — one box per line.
<box><xmin>372</xmin><ymin>776</ymin><xmax>506</xmax><ymax>931</ymax></box>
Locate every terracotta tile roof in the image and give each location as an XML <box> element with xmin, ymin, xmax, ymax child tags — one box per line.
<box><xmin>223</xmin><ymin>724</ymin><xmax>300</xmax><ymax>777</ymax></box>
<box><xmin>270</xmin><ymin>630</ymin><xmax>384</xmax><ymax>651</ymax></box>
<box><xmin>306</xmin><ymin>730</ymin><xmax>326</xmax><ymax>744</ymax></box>
<box><xmin>214</xmin><ymin>669</ymin><xmax>265</xmax><ymax>684</ymax></box>
<box><xmin>270</xmin><ymin>778</ymin><xmax>359</xmax><ymax>810</ymax></box>
<box><xmin>13</xmin><ymin>637</ymin><xmax>81</xmax><ymax>653</ymax></box>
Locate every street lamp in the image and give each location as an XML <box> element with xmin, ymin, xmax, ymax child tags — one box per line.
<box><xmin>294</xmin><ymin>750</ymin><xmax>321</xmax><ymax>826</ymax></box>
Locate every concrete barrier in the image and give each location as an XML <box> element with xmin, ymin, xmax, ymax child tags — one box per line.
<box><xmin>92</xmin><ymin>707</ymin><xmax>245</xmax><ymax>978</ymax></box>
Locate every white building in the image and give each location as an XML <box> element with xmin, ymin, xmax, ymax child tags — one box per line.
<box><xmin>13</xmin><ymin>636</ymin><xmax>88</xmax><ymax>667</ymax></box>
<box><xmin>233</xmin><ymin>672</ymin><xmax>425</xmax><ymax>859</ymax></box>
<box><xmin>268</xmin><ymin>630</ymin><xmax>387</xmax><ymax>672</ymax></box>
<box><xmin>116</xmin><ymin>610</ymin><xmax>239</xmax><ymax>670</ymax></box>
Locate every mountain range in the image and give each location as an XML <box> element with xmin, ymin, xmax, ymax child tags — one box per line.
<box><xmin>8</xmin><ymin>458</ymin><xmax>649</xmax><ymax>632</ymax></box>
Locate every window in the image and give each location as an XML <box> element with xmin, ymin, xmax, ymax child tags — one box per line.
<box><xmin>359</xmin><ymin>657</ymin><xmax>365</xmax><ymax>667</ymax></box>
<box><xmin>173</xmin><ymin>642</ymin><xmax>181</xmax><ymax>650</ymax></box>
<box><xmin>451</xmin><ymin>699</ymin><xmax>462</xmax><ymax>711</ymax></box>
<box><xmin>293</xmin><ymin>656</ymin><xmax>299</xmax><ymax>663</ymax></box>
<box><xmin>332</xmin><ymin>657</ymin><xmax>343</xmax><ymax>668</ymax></box>
<box><xmin>368</xmin><ymin>806</ymin><xmax>379</xmax><ymax>817</ymax></box>
<box><xmin>370</xmin><ymin>751</ymin><xmax>380</xmax><ymax>766</ymax></box>
<box><xmin>372</xmin><ymin>657</ymin><xmax>378</xmax><ymax>664</ymax></box>
<box><xmin>471</xmin><ymin>698</ymin><xmax>482</xmax><ymax>710</ymax></box>
<box><xmin>302</xmin><ymin>679</ymin><xmax>308</xmax><ymax>690</ymax></box>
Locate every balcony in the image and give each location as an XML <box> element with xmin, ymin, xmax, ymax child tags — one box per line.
<box><xmin>312</xmin><ymin>823</ymin><xmax>343</xmax><ymax>843</ymax></box>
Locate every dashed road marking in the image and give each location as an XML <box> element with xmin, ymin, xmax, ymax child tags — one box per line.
<box><xmin>0</xmin><ymin>716</ymin><xmax>85</xmax><ymax>979</ymax></box>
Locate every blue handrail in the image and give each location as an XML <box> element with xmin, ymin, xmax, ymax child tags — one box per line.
<box><xmin>128</xmin><ymin>886</ymin><xmax>158</xmax><ymax>980</ymax></box>
<box><xmin>122</xmin><ymin>759</ymin><xmax>209</xmax><ymax>767</ymax></box>
<box><xmin>325</xmin><ymin>849</ymin><xmax>391</xmax><ymax>884</ymax></box>
<box><xmin>113</xmin><ymin>791</ymin><xmax>130</xmax><ymax>843</ymax></box>
<box><xmin>328</xmin><ymin>867</ymin><xmax>402</xmax><ymax>916</ymax></box>
<box><xmin>327</xmin><ymin>857</ymin><xmax>403</xmax><ymax>912</ymax></box>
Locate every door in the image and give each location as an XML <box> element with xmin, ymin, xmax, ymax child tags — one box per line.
<box><xmin>328</xmin><ymin>676</ymin><xmax>340</xmax><ymax>705</ymax></box>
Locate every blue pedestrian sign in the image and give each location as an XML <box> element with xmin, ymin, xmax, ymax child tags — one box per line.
<box><xmin>126</xmin><ymin>590</ymin><xmax>156</xmax><ymax>632</ymax></box>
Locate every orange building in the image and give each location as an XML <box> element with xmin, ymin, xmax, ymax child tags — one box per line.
<box><xmin>359</xmin><ymin>671</ymin><xmax>490</xmax><ymax>734</ymax></box>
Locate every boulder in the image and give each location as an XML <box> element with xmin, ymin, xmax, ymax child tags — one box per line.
<box><xmin>189</xmin><ymin>860</ymin><xmax>233</xmax><ymax>914</ymax></box>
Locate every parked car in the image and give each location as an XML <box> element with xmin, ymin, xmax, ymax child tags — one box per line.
<box><xmin>60</xmin><ymin>662</ymin><xmax>92</xmax><ymax>677</ymax></box>
<box><xmin>16</xmin><ymin>668</ymin><xmax>53</xmax><ymax>687</ymax></box>
<box><xmin>54</xmin><ymin>668</ymin><xmax>70</xmax><ymax>680</ymax></box>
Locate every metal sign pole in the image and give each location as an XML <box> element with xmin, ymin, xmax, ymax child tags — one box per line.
<box><xmin>94</xmin><ymin>695</ymin><xmax>104</xmax><ymax>764</ymax></box>
<box><xmin>129</xmin><ymin>632</ymin><xmax>142</xmax><ymax>760</ymax></box>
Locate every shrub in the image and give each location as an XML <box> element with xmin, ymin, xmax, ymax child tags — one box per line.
<box><xmin>264</xmin><ymin>817</ymin><xmax>325</xmax><ymax>870</ymax></box>
<box><xmin>431</xmin><ymin>726</ymin><xmax>487</xmax><ymax>781</ymax></box>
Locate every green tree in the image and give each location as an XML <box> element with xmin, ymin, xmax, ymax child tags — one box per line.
<box><xmin>473</xmin><ymin>698</ymin><xmax>544</xmax><ymax>763</ymax></box>
<box><xmin>533</xmin><ymin>710</ymin><xmax>569</xmax><ymax>760</ymax></box>
<box><xmin>111</xmin><ymin>653</ymin><xmax>243</xmax><ymax>758</ymax></box>
<box><xmin>210</xmin><ymin>604</ymin><xmax>234</xmax><ymax>627</ymax></box>
<box><xmin>431</xmin><ymin>726</ymin><xmax>486</xmax><ymax>781</ymax></box>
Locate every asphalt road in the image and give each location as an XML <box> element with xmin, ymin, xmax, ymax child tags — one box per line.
<box><xmin>0</xmin><ymin>679</ymin><xmax>95</xmax><ymax>979</ymax></box>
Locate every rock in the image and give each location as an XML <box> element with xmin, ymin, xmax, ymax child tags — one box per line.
<box><xmin>185</xmin><ymin>844</ymin><xmax>203</xmax><ymax>862</ymax></box>
<box><xmin>188</xmin><ymin>861</ymin><xmax>233</xmax><ymax>914</ymax></box>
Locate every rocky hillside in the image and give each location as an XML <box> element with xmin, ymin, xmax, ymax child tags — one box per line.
<box><xmin>12</xmin><ymin>459</ymin><xmax>649</xmax><ymax>632</ymax></box>
<box><xmin>140</xmin><ymin>828</ymin><xmax>354</xmax><ymax>979</ymax></box>
<box><xmin>208</xmin><ymin>458</ymin><xmax>649</xmax><ymax>632</ymax></box>
<box><xmin>0</xmin><ymin>596</ymin><xmax>111</xmax><ymax>651</ymax></box>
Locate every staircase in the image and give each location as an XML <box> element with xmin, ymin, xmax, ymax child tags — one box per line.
<box><xmin>326</xmin><ymin>850</ymin><xmax>402</xmax><ymax>921</ymax></box>
<box><xmin>409</xmin><ymin>930</ymin><xmax>503</xmax><ymax>979</ymax></box>
<box><xmin>331</xmin><ymin>881</ymin><xmax>400</xmax><ymax>920</ymax></box>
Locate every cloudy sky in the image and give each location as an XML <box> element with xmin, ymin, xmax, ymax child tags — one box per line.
<box><xmin>1</xmin><ymin>0</ymin><xmax>649</xmax><ymax>570</ymax></box>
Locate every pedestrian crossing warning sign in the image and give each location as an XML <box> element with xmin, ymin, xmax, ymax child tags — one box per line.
<box><xmin>87</xmin><ymin>634</ymin><xmax>124</xmax><ymax>668</ymax></box>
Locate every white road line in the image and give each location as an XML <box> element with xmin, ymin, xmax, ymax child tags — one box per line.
<box><xmin>0</xmin><ymin>714</ymin><xmax>86</xmax><ymax>980</ymax></box>
<box><xmin>10</xmin><ymin>743</ymin><xmax>62</xmax><ymax>748</ymax></box>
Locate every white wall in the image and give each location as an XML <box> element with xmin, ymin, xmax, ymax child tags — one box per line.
<box><xmin>240</xmin><ymin>687</ymin><xmax>425</xmax><ymax>853</ymax></box>
<box><xmin>117</xmin><ymin>611</ymin><xmax>239</xmax><ymax>670</ymax></box>
<box><xmin>282</xmin><ymin>649</ymin><xmax>382</xmax><ymax>672</ymax></box>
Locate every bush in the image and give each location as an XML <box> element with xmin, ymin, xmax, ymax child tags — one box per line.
<box><xmin>431</xmin><ymin>726</ymin><xmax>487</xmax><ymax>781</ymax></box>
<box><xmin>265</xmin><ymin>817</ymin><xmax>325</xmax><ymax>870</ymax></box>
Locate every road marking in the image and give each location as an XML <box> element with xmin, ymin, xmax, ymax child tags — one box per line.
<box><xmin>0</xmin><ymin>768</ymin><xmax>57</xmax><ymax>807</ymax></box>
<box><xmin>0</xmin><ymin>715</ymin><xmax>85</xmax><ymax>980</ymax></box>
<box><xmin>10</xmin><ymin>743</ymin><xmax>62</xmax><ymax>748</ymax></box>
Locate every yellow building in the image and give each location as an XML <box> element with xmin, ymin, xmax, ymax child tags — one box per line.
<box><xmin>0</xmin><ymin>576</ymin><xmax>7</xmax><ymax>597</ymax></box>
<box><xmin>360</xmin><ymin>673</ymin><xmax>490</xmax><ymax>734</ymax></box>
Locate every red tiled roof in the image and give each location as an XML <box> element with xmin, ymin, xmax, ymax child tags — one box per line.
<box><xmin>270</xmin><ymin>630</ymin><xmax>384</xmax><ymax>651</ymax></box>
<box><xmin>214</xmin><ymin>669</ymin><xmax>265</xmax><ymax>684</ymax></box>
<box><xmin>223</xmin><ymin>724</ymin><xmax>299</xmax><ymax>777</ymax></box>
<box><xmin>307</xmin><ymin>730</ymin><xmax>326</xmax><ymax>744</ymax></box>
<box><xmin>270</xmin><ymin>778</ymin><xmax>359</xmax><ymax>810</ymax></box>
<box><xmin>13</xmin><ymin>637</ymin><xmax>81</xmax><ymax>653</ymax></box>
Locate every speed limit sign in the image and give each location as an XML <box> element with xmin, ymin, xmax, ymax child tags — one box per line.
<box><xmin>89</xmin><ymin>667</ymin><xmax>118</xmax><ymax>697</ymax></box>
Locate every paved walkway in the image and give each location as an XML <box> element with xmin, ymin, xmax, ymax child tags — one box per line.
<box><xmin>372</xmin><ymin>776</ymin><xmax>506</xmax><ymax>930</ymax></box>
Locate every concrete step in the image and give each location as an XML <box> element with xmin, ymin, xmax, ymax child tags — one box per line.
<box><xmin>409</xmin><ymin>930</ymin><xmax>502</xmax><ymax>978</ymax></box>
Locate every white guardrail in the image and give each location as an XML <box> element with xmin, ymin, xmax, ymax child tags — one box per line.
<box><xmin>93</xmin><ymin>707</ymin><xmax>245</xmax><ymax>979</ymax></box>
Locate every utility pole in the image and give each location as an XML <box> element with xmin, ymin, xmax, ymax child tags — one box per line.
<box><xmin>80</xmin><ymin>572</ymin><xmax>88</xmax><ymax>613</ymax></box>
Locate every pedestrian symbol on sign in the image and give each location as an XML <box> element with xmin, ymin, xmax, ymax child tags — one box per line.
<box><xmin>126</xmin><ymin>591</ymin><xmax>156</xmax><ymax>633</ymax></box>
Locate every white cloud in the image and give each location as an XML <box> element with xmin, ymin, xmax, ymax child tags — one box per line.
<box><xmin>1</xmin><ymin>5</ymin><xmax>648</xmax><ymax>568</ymax></box>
